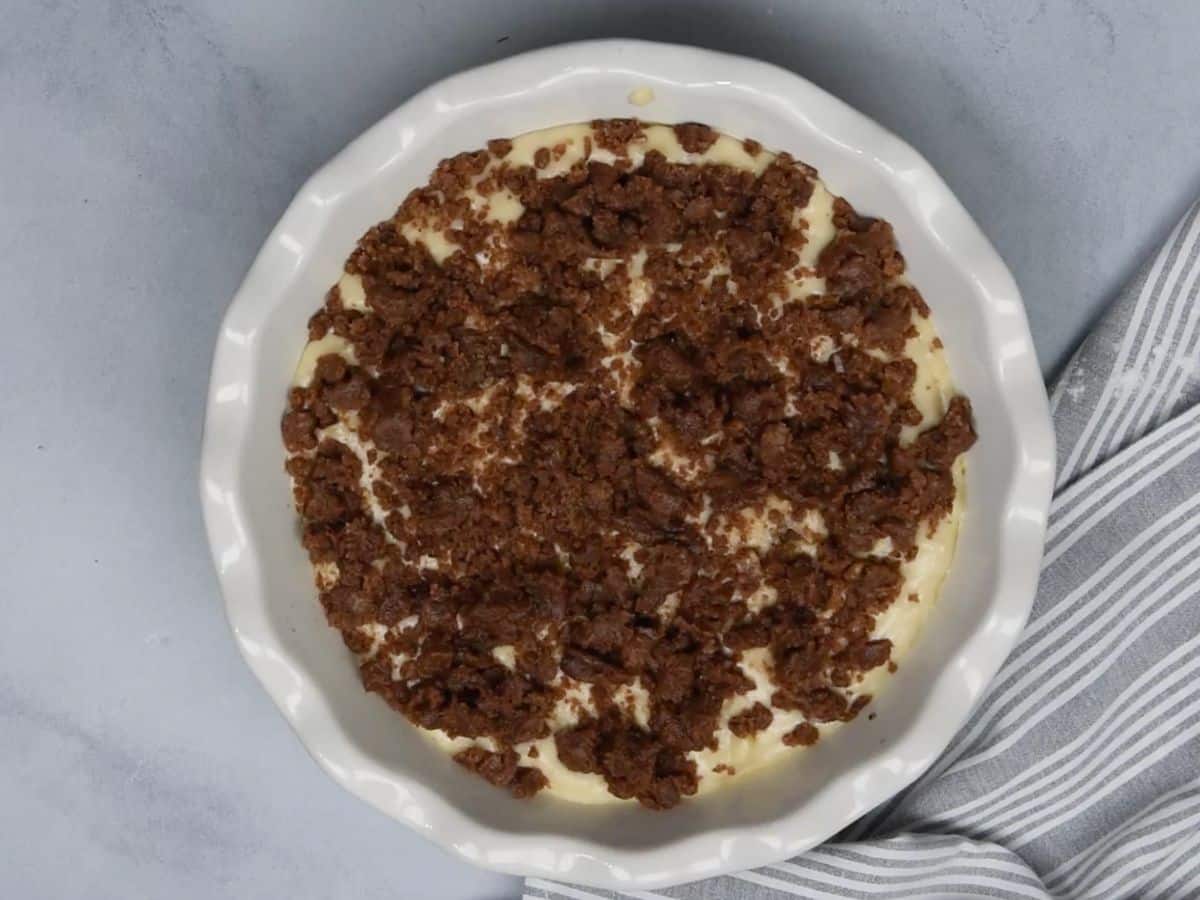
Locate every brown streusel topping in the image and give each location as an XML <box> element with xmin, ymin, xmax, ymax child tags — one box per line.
<box><xmin>281</xmin><ymin>120</ymin><xmax>975</xmax><ymax>809</ymax></box>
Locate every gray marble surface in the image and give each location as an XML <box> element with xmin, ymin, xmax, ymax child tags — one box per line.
<box><xmin>3</xmin><ymin>2</ymin><xmax>1198</xmax><ymax>898</ymax></box>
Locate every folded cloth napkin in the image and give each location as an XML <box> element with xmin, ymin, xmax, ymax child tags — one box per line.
<box><xmin>526</xmin><ymin>197</ymin><xmax>1200</xmax><ymax>900</ymax></box>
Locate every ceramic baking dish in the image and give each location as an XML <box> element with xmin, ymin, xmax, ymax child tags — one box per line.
<box><xmin>201</xmin><ymin>39</ymin><xmax>1055</xmax><ymax>890</ymax></box>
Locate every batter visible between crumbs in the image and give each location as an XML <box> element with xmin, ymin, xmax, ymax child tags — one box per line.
<box><xmin>281</xmin><ymin>119</ymin><xmax>976</xmax><ymax>809</ymax></box>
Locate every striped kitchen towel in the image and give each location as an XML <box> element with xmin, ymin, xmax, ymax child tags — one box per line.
<box><xmin>526</xmin><ymin>195</ymin><xmax>1200</xmax><ymax>900</ymax></box>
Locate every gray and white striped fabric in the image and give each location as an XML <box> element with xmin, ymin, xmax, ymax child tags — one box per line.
<box><xmin>526</xmin><ymin>196</ymin><xmax>1200</xmax><ymax>900</ymax></box>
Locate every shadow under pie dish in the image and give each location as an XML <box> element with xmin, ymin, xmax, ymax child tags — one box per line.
<box><xmin>203</xmin><ymin>40</ymin><xmax>1053</xmax><ymax>889</ymax></box>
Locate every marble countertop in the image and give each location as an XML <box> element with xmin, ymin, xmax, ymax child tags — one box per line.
<box><xmin>4</xmin><ymin>2</ymin><xmax>1198</xmax><ymax>897</ymax></box>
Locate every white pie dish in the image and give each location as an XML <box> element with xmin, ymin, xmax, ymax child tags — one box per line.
<box><xmin>200</xmin><ymin>39</ymin><xmax>1054</xmax><ymax>891</ymax></box>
